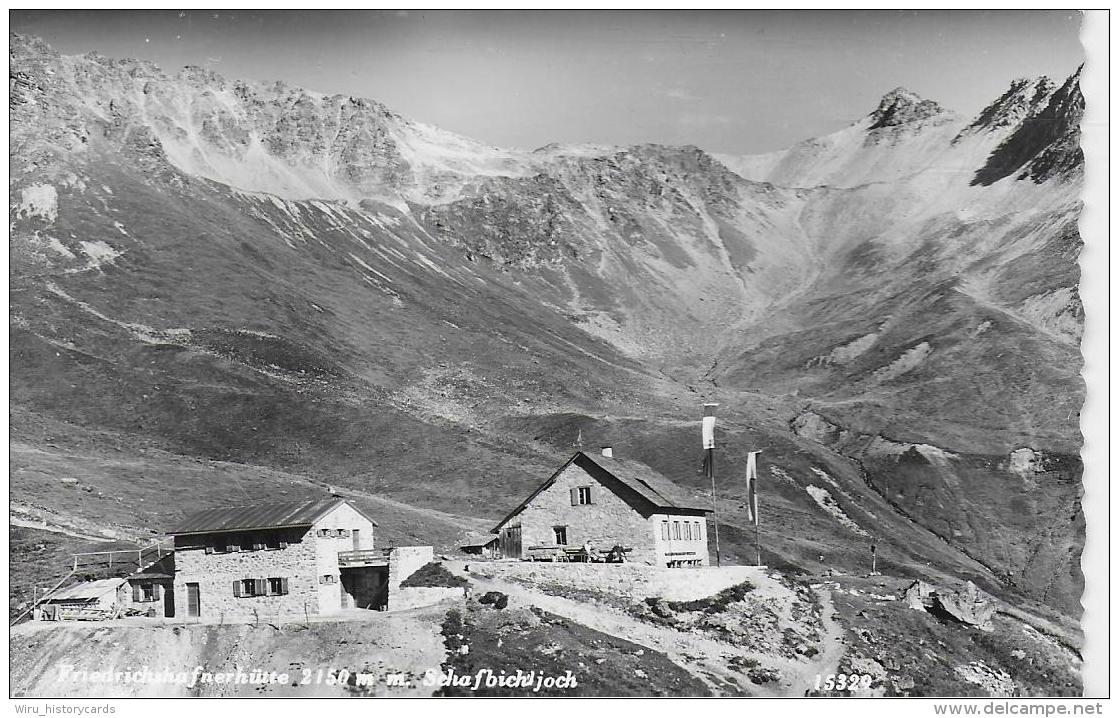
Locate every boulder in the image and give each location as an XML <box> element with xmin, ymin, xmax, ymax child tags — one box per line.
<box><xmin>903</xmin><ymin>579</ymin><xmax>996</xmax><ymax>631</ymax></box>
<box><xmin>935</xmin><ymin>581</ymin><xmax>996</xmax><ymax>631</ymax></box>
<box><xmin>903</xmin><ymin>580</ymin><xmax>936</xmax><ymax>611</ymax></box>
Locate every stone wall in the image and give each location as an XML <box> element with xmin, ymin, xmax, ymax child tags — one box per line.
<box><xmin>512</xmin><ymin>463</ymin><xmax>660</xmax><ymax>564</ymax></box>
<box><xmin>474</xmin><ymin>562</ymin><xmax>764</xmax><ymax>602</ymax></box>
<box><xmin>310</xmin><ymin>502</ymin><xmax>377</xmax><ymax>613</ymax></box>
<box><xmin>389</xmin><ymin>585</ymin><xmax>465</xmax><ymax>611</ymax></box>
<box><xmin>386</xmin><ymin>547</ymin><xmax>462</xmax><ymax>611</ymax></box>
<box><xmin>173</xmin><ymin>530</ymin><xmax>319</xmax><ymax>621</ymax></box>
<box><xmin>170</xmin><ymin>502</ymin><xmax>379</xmax><ymax>621</ymax></box>
<box><xmin>122</xmin><ymin>578</ymin><xmax>174</xmax><ymax>617</ymax></box>
<box><xmin>387</xmin><ymin>546</ymin><xmax>433</xmax><ymax>590</ymax></box>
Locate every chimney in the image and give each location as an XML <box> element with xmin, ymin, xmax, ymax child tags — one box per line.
<box><xmin>600</xmin><ymin>446</ymin><xmax>613</xmax><ymax>458</ymax></box>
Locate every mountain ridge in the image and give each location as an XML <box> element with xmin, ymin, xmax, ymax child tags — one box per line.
<box><xmin>8</xmin><ymin>33</ymin><xmax>1085</xmax><ymax>622</ymax></box>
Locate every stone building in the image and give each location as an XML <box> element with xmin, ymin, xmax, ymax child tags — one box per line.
<box><xmin>123</xmin><ymin>554</ymin><xmax>176</xmax><ymax>617</ymax></box>
<box><xmin>494</xmin><ymin>450</ymin><xmax>712</xmax><ymax>567</ymax></box>
<box><xmin>169</xmin><ymin>498</ymin><xmax>386</xmax><ymax>620</ymax></box>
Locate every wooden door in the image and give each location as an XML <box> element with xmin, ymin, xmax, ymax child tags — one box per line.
<box><xmin>164</xmin><ymin>584</ymin><xmax>175</xmax><ymax>618</ymax></box>
<box><xmin>186</xmin><ymin>583</ymin><xmax>200</xmax><ymax>617</ymax></box>
<box><xmin>501</xmin><ymin>526</ymin><xmax>522</xmax><ymax>558</ymax></box>
<box><xmin>352</xmin><ymin>529</ymin><xmax>361</xmax><ymax>551</ymax></box>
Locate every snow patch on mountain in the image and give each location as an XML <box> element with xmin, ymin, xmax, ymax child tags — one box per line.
<box><xmin>16</xmin><ymin>184</ymin><xmax>59</xmax><ymax>223</ymax></box>
<box><xmin>871</xmin><ymin>341</ymin><xmax>931</xmax><ymax>382</ymax></box>
<box><xmin>806</xmin><ymin>485</ymin><xmax>869</xmax><ymax>536</ymax></box>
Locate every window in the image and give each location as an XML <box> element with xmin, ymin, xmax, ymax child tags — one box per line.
<box><xmin>318</xmin><ymin>529</ymin><xmax>332</xmax><ymax>537</ymax></box>
<box><xmin>577</xmin><ymin>487</ymin><xmax>592</xmax><ymax>505</ymax></box>
<box><xmin>553</xmin><ymin>526</ymin><xmax>568</xmax><ymax>545</ymax></box>
<box><xmin>268</xmin><ymin>577</ymin><xmax>289</xmax><ymax>596</ymax></box>
<box><xmin>661</xmin><ymin>521</ymin><xmax>669</xmax><ymax>540</ymax></box>
<box><xmin>319</xmin><ymin>575</ymin><xmax>337</xmax><ymax>585</ymax></box>
<box><xmin>684</xmin><ymin>523</ymin><xmax>692</xmax><ymax>540</ymax></box>
<box><xmin>336</xmin><ymin>529</ymin><xmax>350</xmax><ymax>538</ymax></box>
<box><xmin>695</xmin><ymin>522</ymin><xmax>703</xmax><ymax>540</ymax></box>
<box><xmin>672</xmin><ymin>521</ymin><xmax>681</xmax><ymax>540</ymax></box>
<box><xmin>265</xmin><ymin>534</ymin><xmax>282</xmax><ymax>550</ymax></box>
<box><xmin>133</xmin><ymin>582</ymin><xmax>157</xmax><ymax>602</ymax></box>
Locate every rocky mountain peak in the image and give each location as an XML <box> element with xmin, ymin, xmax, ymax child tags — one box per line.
<box><xmin>868</xmin><ymin>87</ymin><xmax>950</xmax><ymax>129</ymax></box>
<box><xmin>972</xmin><ymin>66</ymin><xmax>1083</xmax><ymax>186</ymax></box>
<box><xmin>958</xmin><ymin>76</ymin><xmax>1057</xmax><ymax>138</ymax></box>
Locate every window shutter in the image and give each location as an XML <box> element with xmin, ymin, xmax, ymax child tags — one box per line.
<box><xmin>587</xmin><ymin>487</ymin><xmax>593</xmax><ymax>504</ymax></box>
<box><xmin>570</xmin><ymin>488</ymin><xmax>578</xmax><ymax>506</ymax></box>
<box><xmin>256</xmin><ymin>578</ymin><xmax>267</xmax><ymax>596</ymax></box>
<box><xmin>233</xmin><ymin>580</ymin><xmax>242</xmax><ymax>597</ymax></box>
<box><xmin>132</xmin><ymin>584</ymin><xmax>142</xmax><ymax>602</ymax></box>
<box><xmin>281</xmin><ymin>578</ymin><xmax>290</xmax><ymax>595</ymax></box>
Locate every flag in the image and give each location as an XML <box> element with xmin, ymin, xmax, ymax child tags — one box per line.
<box><xmin>745</xmin><ymin>451</ymin><xmax>760</xmax><ymax>525</ymax></box>
<box><xmin>702</xmin><ymin>404</ymin><xmax>718</xmax><ymax>449</ymax></box>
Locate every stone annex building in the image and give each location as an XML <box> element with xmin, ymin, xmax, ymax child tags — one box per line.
<box><xmin>494</xmin><ymin>450</ymin><xmax>712</xmax><ymax>566</ymax></box>
<box><xmin>170</xmin><ymin>498</ymin><xmax>392</xmax><ymax>619</ymax></box>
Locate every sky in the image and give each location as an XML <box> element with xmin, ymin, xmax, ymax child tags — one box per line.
<box><xmin>9</xmin><ymin>10</ymin><xmax>1084</xmax><ymax>155</ymax></box>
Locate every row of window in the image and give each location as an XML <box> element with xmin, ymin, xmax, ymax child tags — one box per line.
<box><xmin>232</xmin><ymin>577</ymin><xmax>290</xmax><ymax>597</ymax></box>
<box><xmin>317</xmin><ymin>528</ymin><xmax>354</xmax><ymax>538</ymax></box>
<box><xmin>205</xmin><ymin>535</ymin><xmax>289</xmax><ymax>554</ymax></box>
<box><xmin>660</xmin><ymin>520</ymin><xmax>704</xmax><ymax>541</ymax></box>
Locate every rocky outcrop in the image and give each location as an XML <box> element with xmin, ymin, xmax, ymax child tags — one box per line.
<box><xmin>904</xmin><ymin>580</ymin><xmax>997</xmax><ymax>631</ymax></box>
<box><xmin>868</xmin><ymin>88</ymin><xmax>951</xmax><ymax>130</ymax></box>
<box><xmin>973</xmin><ymin>66</ymin><xmax>1084</xmax><ymax>186</ymax></box>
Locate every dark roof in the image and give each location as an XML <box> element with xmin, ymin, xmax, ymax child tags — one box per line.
<box><xmin>459</xmin><ymin>534</ymin><xmax>500</xmax><ymax>548</ymax></box>
<box><xmin>587</xmin><ymin>454</ymin><xmax>711</xmax><ymax>512</ymax></box>
<box><xmin>170</xmin><ymin>498</ymin><xmax>377</xmax><ymax>535</ymax></box>
<box><xmin>494</xmin><ymin>452</ymin><xmax>710</xmax><ymax>531</ymax></box>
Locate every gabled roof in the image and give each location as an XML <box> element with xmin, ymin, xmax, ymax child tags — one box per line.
<box><xmin>493</xmin><ymin>452</ymin><xmax>710</xmax><ymax>531</ymax></box>
<box><xmin>587</xmin><ymin>454</ymin><xmax>711</xmax><ymax>513</ymax></box>
<box><xmin>169</xmin><ymin>498</ymin><xmax>378</xmax><ymax>535</ymax></box>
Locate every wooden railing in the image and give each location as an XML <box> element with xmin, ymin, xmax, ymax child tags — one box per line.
<box><xmin>70</xmin><ymin>538</ymin><xmax>174</xmax><ymax>573</ymax></box>
<box><xmin>337</xmin><ymin>549</ymin><xmax>389</xmax><ymax>566</ymax></box>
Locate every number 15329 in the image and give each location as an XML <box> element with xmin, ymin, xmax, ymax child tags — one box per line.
<box><xmin>814</xmin><ymin>673</ymin><xmax>873</xmax><ymax>691</ymax></box>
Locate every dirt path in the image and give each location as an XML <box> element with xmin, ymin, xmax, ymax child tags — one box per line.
<box><xmin>466</xmin><ymin>571</ymin><xmax>847</xmax><ymax>697</ymax></box>
<box><xmin>775</xmin><ymin>587</ymin><xmax>848</xmax><ymax>696</ymax></box>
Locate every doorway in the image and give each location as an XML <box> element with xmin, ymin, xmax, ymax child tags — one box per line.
<box><xmin>186</xmin><ymin>583</ymin><xmax>200</xmax><ymax>618</ymax></box>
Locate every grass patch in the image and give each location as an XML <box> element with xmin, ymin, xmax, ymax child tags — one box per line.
<box><xmin>400</xmin><ymin>562</ymin><xmax>470</xmax><ymax>589</ymax></box>
<box><xmin>663</xmin><ymin>581</ymin><xmax>755</xmax><ymax>613</ymax></box>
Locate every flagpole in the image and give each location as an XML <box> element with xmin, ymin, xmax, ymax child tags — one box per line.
<box><xmin>754</xmin><ymin>503</ymin><xmax>761</xmax><ymax>567</ymax></box>
<box><xmin>708</xmin><ymin>446</ymin><xmax>721</xmax><ymax>568</ymax></box>
<box><xmin>703</xmin><ymin>404</ymin><xmax>721</xmax><ymax>568</ymax></box>
<box><xmin>747</xmin><ymin>450</ymin><xmax>762</xmax><ymax>567</ymax></box>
